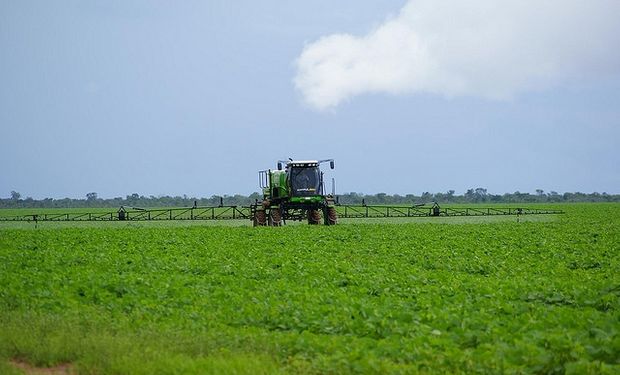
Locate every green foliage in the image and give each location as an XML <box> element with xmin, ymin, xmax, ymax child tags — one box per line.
<box><xmin>0</xmin><ymin>204</ymin><xmax>619</xmax><ymax>373</ymax></box>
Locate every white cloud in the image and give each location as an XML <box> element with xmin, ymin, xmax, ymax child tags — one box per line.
<box><xmin>294</xmin><ymin>0</ymin><xmax>620</xmax><ymax>110</ymax></box>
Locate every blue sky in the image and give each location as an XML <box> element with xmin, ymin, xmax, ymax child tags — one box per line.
<box><xmin>1</xmin><ymin>1</ymin><xmax>619</xmax><ymax>199</ymax></box>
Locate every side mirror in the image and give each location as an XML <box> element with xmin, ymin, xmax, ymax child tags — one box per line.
<box><xmin>277</xmin><ymin>162</ymin><xmax>282</xmax><ymax>170</ymax></box>
<box><xmin>330</xmin><ymin>160</ymin><xmax>335</xmax><ymax>169</ymax></box>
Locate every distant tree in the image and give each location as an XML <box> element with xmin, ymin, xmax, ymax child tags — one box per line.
<box><xmin>475</xmin><ymin>187</ymin><xmax>487</xmax><ymax>194</ymax></box>
<box><xmin>474</xmin><ymin>188</ymin><xmax>488</xmax><ymax>202</ymax></box>
<box><xmin>23</xmin><ymin>197</ymin><xmax>34</xmax><ymax>206</ymax></box>
<box><xmin>421</xmin><ymin>192</ymin><xmax>433</xmax><ymax>202</ymax></box>
<box><xmin>126</xmin><ymin>193</ymin><xmax>140</xmax><ymax>206</ymax></box>
<box><xmin>490</xmin><ymin>194</ymin><xmax>502</xmax><ymax>202</ymax></box>
<box><xmin>464</xmin><ymin>189</ymin><xmax>475</xmax><ymax>202</ymax></box>
<box><xmin>405</xmin><ymin>194</ymin><xmax>417</xmax><ymax>202</ymax></box>
<box><xmin>10</xmin><ymin>191</ymin><xmax>21</xmax><ymax>200</ymax></box>
<box><xmin>86</xmin><ymin>192</ymin><xmax>98</xmax><ymax>201</ymax></box>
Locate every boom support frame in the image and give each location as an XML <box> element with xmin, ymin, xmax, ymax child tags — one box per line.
<box><xmin>0</xmin><ymin>203</ymin><xmax>563</xmax><ymax>223</ymax></box>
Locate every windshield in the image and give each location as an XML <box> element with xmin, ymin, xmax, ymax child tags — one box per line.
<box><xmin>290</xmin><ymin>167</ymin><xmax>321</xmax><ymax>196</ymax></box>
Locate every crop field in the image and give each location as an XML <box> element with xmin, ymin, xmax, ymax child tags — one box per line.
<box><xmin>0</xmin><ymin>203</ymin><xmax>618</xmax><ymax>374</ymax></box>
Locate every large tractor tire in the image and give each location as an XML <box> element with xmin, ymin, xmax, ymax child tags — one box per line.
<box><xmin>269</xmin><ymin>208</ymin><xmax>282</xmax><ymax>226</ymax></box>
<box><xmin>326</xmin><ymin>206</ymin><xmax>338</xmax><ymax>225</ymax></box>
<box><xmin>308</xmin><ymin>209</ymin><xmax>321</xmax><ymax>225</ymax></box>
<box><xmin>253</xmin><ymin>209</ymin><xmax>267</xmax><ymax>226</ymax></box>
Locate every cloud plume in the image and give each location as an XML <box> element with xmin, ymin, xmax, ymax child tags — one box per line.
<box><xmin>294</xmin><ymin>0</ymin><xmax>620</xmax><ymax>110</ymax></box>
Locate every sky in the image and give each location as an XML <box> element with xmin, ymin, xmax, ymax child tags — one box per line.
<box><xmin>1</xmin><ymin>0</ymin><xmax>619</xmax><ymax>199</ymax></box>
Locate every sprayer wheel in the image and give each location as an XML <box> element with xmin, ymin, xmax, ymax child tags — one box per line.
<box><xmin>327</xmin><ymin>206</ymin><xmax>338</xmax><ymax>225</ymax></box>
<box><xmin>253</xmin><ymin>210</ymin><xmax>267</xmax><ymax>226</ymax></box>
<box><xmin>308</xmin><ymin>209</ymin><xmax>321</xmax><ymax>225</ymax></box>
<box><xmin>270</xmin><ymin>208</ymin><xmax>282</xmax><ymax>226</ymax></box>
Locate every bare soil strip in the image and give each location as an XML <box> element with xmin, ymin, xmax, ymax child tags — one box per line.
<box><xmin>10</xmin><ymin>360</ymin><xmax>74</xmax><ymax>375</ymax></box>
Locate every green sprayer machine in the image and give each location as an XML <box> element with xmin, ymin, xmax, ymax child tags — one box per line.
<box><xmin>0</xmin><ymin>158</ymin><xmax>564</xmax><ymax>224</ymax></box>
<box><xmin>252</xmin><ymin>159</ymin><xmax>338</xmax><ymax>226</ymax></box>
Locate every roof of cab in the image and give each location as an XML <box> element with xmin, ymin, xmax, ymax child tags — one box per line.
<box><xmin>288</xmin><ymin>160</ymin><xmax>318</xmax><ymax>164</ymax></box>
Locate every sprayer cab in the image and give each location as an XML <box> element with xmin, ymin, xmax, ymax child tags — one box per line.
<box><xmin>276</xmin><ymin>159</ymin><xmax>334</xmax><ymax>198</ymax></box>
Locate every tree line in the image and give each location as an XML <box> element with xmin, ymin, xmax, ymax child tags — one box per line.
<box><xmin>1</xmin><ymin>189</ymin><xmax>619</xmax><ymax>209</ymax></box>
<box><xmin>336</xmin><ymin>189</ymin><xmax>620</xmax><ymax>204</ymax></box>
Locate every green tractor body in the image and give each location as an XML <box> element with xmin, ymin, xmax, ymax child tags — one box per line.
<box><xmin>252</xmin><ymin>159</ymin><xmax>337</xmax><ymax>226</ymax></box>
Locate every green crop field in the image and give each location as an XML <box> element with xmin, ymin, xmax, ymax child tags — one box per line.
<box><xmin>0</xmin><ymin>203</ymin><xmax>618</xmax><ymax>374</ymax></box>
